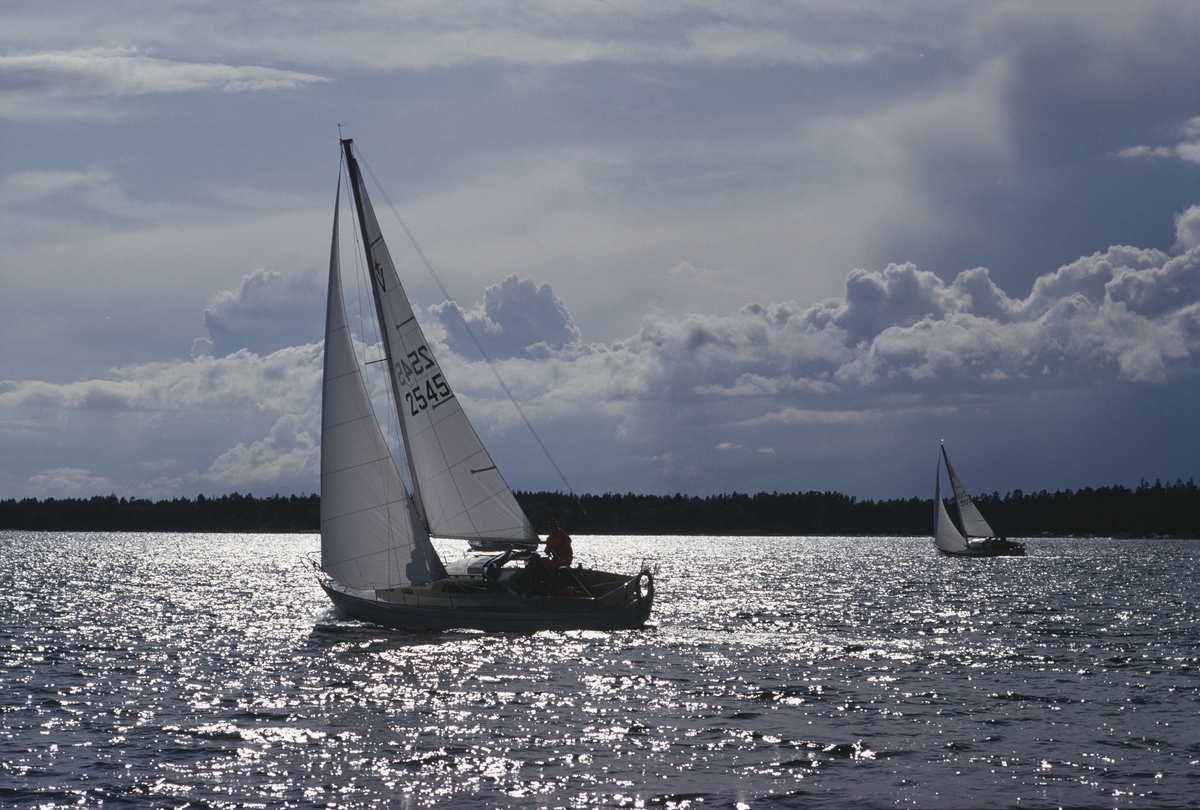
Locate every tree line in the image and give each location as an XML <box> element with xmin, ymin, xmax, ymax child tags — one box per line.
<box><xmin>0</xmin><ymin>492</ymin><xmax>320</xmax><ymax>533</ymax></box>
<box><xmin>0</xmin><ymin>478</ymin><xmax>1196</xmax><ymax>536</ymax></box>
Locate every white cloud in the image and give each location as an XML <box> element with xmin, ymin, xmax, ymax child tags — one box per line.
<box><xmin>27</xmin><ymin>467</ymin><xmax>116</xmax><ymax>498</ymax></box>
<box><xmin>9</xmin><ymin>207</ymin><xmax>1200</xmax><ymax>501</ymax></box>
<box><xmin>0</xmin><ymin>168</ymin><xmax>161</xmax><ymax>221</ymax></box>
<box><xmin>197</xmin><ymin>269</ymin><xmax>324</xmax><ymax>358</ymax></box>
<box><xmin>431</xmin><ymin>274</ymin><xmax>580</xmax><ymax>361</ymax></box>
<box><xmin>5</xmin><ymin>207</ymin><xmax>1200</xmax><ymax>498</ymax></box>
<box><xmin>0</xmin><ymin>344</ymin><xmax>322</xmax><ymax>413</ymax></box>
<box><xmin>0</xmin><ymin>3</ymin><xmax>898</xmax><ymax>75</ymax></box>
<box><xmin>1173</xmin><ymin>206</ymin><xmax>1200</xmax><ymax>254</ymax></box>
<box><xmin>430</xmin><ymin>207</ymin><xmax>1200</xmax><ymax>426</ymax></box>
<box><xmin>1119</xmin><ymin>116</ymin><xmax>1200</xmax><ymax>167</ymax></box>
<box><xmin>0</xmin><ymin>47</ymin><xmax>326</xmax><ymax>119</ymax></box>
<box><xmin>200</xmin><ymin>411</ymin><xmax>319</xmax><ymax>487</ymax></box>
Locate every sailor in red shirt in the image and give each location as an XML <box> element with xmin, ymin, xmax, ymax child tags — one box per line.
<box><xmin>544</xmin><ymin>518</ymin><xmax>573</xmax><ymax>576</ymax></box>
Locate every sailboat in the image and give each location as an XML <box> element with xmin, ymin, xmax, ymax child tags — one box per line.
<box><xmin>317</xmin><ymin>138</ymin><xmax>654</xmax><ymax>631</ymax></box>
<box><xmin>933</xmin><ymin>443</ymin><xmax>1025</xmax><ymax>557</ymax></box>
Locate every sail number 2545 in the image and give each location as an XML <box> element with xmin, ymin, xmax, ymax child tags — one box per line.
<box><xmin>406</xmin><ymin>373</ymin><xmax>451</xmax><ymax>416</ymax></box>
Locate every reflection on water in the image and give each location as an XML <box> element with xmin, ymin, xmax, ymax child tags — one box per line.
<box><xmin>1</xmin><ymin>531</ymin><xmax>1197</xmax><ymax>807</ymax></box>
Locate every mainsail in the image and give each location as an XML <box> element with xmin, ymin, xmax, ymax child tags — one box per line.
<box><xmin>940</xmin><ymin>444</ymin><xmax>995</xmax><ymax>538</ymax></box>
<box><xmin>341</xmin><ymin>140</ymin><xmax>536</xmax><ymax>546</ymax></box>
<box><xmin>320</xmin><ymin>178</ymin><xmax>447</xmax><ymax>589</ymax></box>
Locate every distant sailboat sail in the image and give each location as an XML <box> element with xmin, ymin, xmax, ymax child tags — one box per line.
<box><xmin>320</xmin><ymin>178</ymin><xmax>446</xmax><ymax>589</ymax></box>
<box><xmin>932</xmin><ymin>443</ymin><xmax>1025</xmax><ymax>557</ymax></box>
<box><xmin>934</xmin><ymin>457</ymin><xmax>971</xmax><ymax>554</ymax></box>
<box><xmin>342</xmin><ymin>144</ymin><xmax>535</xmax><ymax>546</ymax></box>
<box><xmin>941</xmin><ymin>444</ymin><xmax>995</xmax><ymax>538</ymax></box>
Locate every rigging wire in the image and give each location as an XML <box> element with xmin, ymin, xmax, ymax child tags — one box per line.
<box><xmin>351</xmin><ymin>143</ymin><xmax>581</xmax><ymax>506</ymax></box>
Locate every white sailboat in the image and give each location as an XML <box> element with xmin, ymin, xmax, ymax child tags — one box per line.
<box><xmin>318</xmin><ymin>138</ymin><xmax>654</xmax><ymax>630</ymax></box>
<box><xmin>933</xmin><ymin>443</ymin><xmax>1025</xmax><ymax>557</ymax></box>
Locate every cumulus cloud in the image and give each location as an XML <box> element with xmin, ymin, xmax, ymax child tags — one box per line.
<box><xmin>439</xmin><ymin>206</ymin><xmax>1200</xmax><ymax>432</ymax></box>
<box><xmin>194</xmin><ymin>269</ymin><xmax>324</xmax><ymax>358</ymax></box>
<box><xmin>6</xmin><ymin>207</ymin><xmax>1200</xmax><ymax>496</ymax></box>
<box><xmin>200</xmin><ymin>411</ymin><xmax>319</xmax><ymax>487</ymax></box>
<box><xmin>0</xmin><ymin>344</ymin><xmax>322</xmax><ymax>413</ymax></box>
<box><xmin>430</xmin><ymin>274</ymin><xmax>581</xmax><ymax>361</ymax></box>
<box><xmin>0</xmin><ymin>47</ymin><xmax>326</xmax><ymax>118</ymax></box>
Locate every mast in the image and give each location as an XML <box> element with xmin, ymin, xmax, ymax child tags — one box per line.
<box><xmin>340</xmin><ymin>138</ymin><xmax>429</xmax><ymax>529</ymax></box>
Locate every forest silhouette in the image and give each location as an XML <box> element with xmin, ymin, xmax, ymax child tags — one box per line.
<box><xmin>1</xmin><ymin>478</ymin><xmax>1197</xmax><ymax>537</ymax></box>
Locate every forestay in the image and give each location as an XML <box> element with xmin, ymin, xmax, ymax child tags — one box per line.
<box><xmin>320</xmin><ymin>182</ymin><xmax>447</xmax><ymax>589</ymax></box>
<box><xmin>342</xmin><ymin>141</ymin><xmax>535</xmax><ymax>545</ymax></box>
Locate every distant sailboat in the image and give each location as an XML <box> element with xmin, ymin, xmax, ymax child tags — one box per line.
<box><xmin>317</xmin><ymin>138</ymin><xmax>654</xmax><ymax>630</ymax></box>
<box><xmin>934</xmin><ymin>443</ymin><xmax>1025</xmax><ymax>557</ymax></box>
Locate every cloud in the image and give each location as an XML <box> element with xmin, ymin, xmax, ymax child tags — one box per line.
<box><xmin>439</xmin><ymin>206</ymin><xmax>1200</xmax><ymax>429</ymax></box>
<box><xmin>430</xmin><ymin>274</ymin><xmax>581</xmax><ymax>361</ymax></box>
<box><xmin>200</xmin><ymin>412</ymin><xmax>319</xmax><ymax>487</ymax></box>
<box><xmin>1119</xmin><ymin>116</ymin><xmax>1200</xmax><ymax>166</ymax></box>
<box><xmin>1173</xmin><ymin>206</ymin><xmax>1200</xmax><ymax>254</ymax></box>
<box><xmin>26</xmin><ymin>467</ymin><xmax>116</xmax><ymax>498</ymax></box>
<box><xmin>0</xmin><ymin>47</ymin><xmax>327</xmax><ymax>119</ymax></box>
<box><xmin>0</xmin><ymin>344</ymin><xmax>322</xmax><ymax>413</ymax></box>
<box><xmin>6</xmin><ymin>206</ymin><xmax>1200</xmax><ymax>498</ymax></box>
<box><xmin>6</xmin><ymin>4</ymin><xmax>888</xmax><ymax>74</ymax></box>
<box><xmin>0</xmin><ymin>167</ymin><xmax>162</xmax><ymax>222</ymax></box>
<box><xmin>194</xmin><ymin>269</ymin><xmax>324</xmax><ymax>358</ymax></box>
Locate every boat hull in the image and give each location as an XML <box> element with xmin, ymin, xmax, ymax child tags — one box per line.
<box><xmin>936</xmin><ymin>540</ymin><xmax>1026</xmax><ymax>557</ymax></box>
<box><xmin>321</xmin><ymin>570</ymin><xmax>654</xmax><ymax>632</ymax></box>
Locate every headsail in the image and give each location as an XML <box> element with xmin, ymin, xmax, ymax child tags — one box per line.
<box><xmin>934</xmin><ymin>455</ymin><xmax>970</xmax><ymax>554</ymax></box>
<box><xmin>341</xmin><ymin>139</ymin><xmax>536</xmax><ymax>546</ymax></box>
<box><xmin>940</xmin><ymin>444</ymin><xmax>995</xmax><ymax>538</ymax></box>
<box><xmin>321</xmin><ymin>176</ymin><xmax>447</xmax><ymax>589</ymax></box>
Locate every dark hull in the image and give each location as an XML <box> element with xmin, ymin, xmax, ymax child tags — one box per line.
<box><xmin>937</xmin><ymin>541</ymin><xmax>1026</xmax><ymax>557</ymax></box>
<box><xmin>321</xmin><ymin>570</ymin><xmax>654</xmax><ymax>632</ymax></box>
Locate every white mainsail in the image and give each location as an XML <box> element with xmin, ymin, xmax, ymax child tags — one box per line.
<box><xmin>342</xmin><ymin>140</ymin><xmax>536</xmax><ymax>545</ymax></box>
<box><xmin>940</xmin><ymin>444</ymin><xmax>995</xmax><ymax>538</ymax></box>
<box><xmin>934</xmin><ymin>456</ymin><xmax>970</xmax><ymax>554</ymax></box>
<box><xmin>321</xmin><ymin>180</ymin><xmax>447</xmax><ymax>589</ymax></box>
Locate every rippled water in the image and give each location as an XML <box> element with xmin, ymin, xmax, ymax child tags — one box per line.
<box><xmin>1</xmin><ymin>531</ymin><xmax>1198</xmax><ymax>808</ymax></box>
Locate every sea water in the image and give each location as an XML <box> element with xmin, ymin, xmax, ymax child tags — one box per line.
<box><xmin>1</xmin><ymin>531</ymin><xmax>1197</xmax><ymax>808</ymax></box>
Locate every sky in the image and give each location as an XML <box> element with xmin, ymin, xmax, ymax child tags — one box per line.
<box><xmin>2</xmin><ymin>1</ymin><xmax>1200</xmax><ymax>503</ymax></box>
